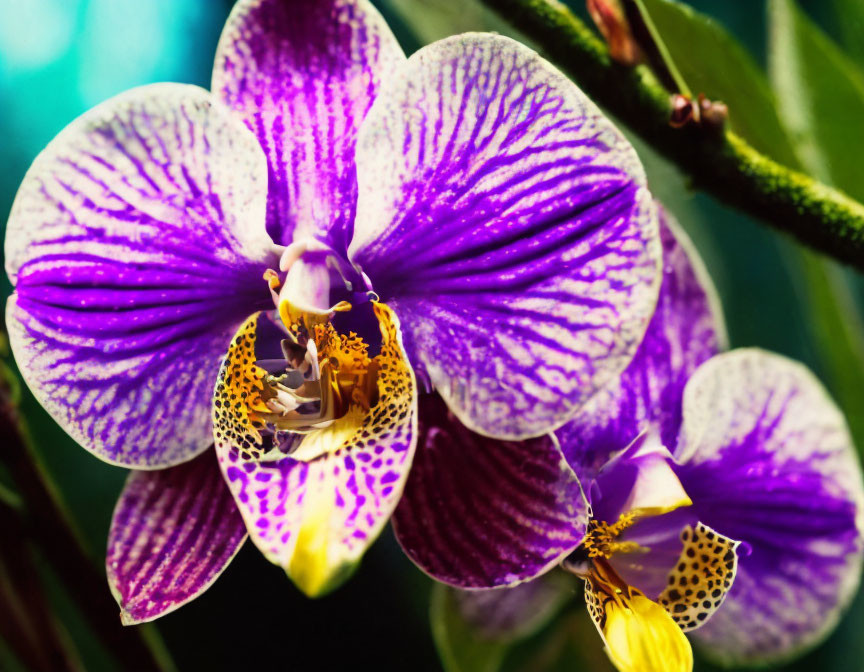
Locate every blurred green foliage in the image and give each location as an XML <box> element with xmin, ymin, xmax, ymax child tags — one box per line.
<box><xmin>2</xmin><ymin>0</ymin><xmax>864</xmax><ymax>670</ymax></box>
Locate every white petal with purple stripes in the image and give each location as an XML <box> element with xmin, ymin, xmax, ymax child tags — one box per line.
<box><xmin>5</xmin><ymin>84</ymin><xmax>277</xmax><ymax>468</ymax></box>
<box><xmin>558</xmin><ymin>210</ymin><xmax>725</xmax><ymax>482</ymax></box>
<box><xmin>350</xmin><ymin>34</ymin><xmax>661</xmax><ymax>440</ymax></box>
<box><xmin>675</xmin><ymin>349</ymin><xmax>864</xmax><ymax>664</ymax></box>
<box><xmin>212</xmin><ymin>0</ymin><xmax>406</xmax><ymax>247</ymax></box>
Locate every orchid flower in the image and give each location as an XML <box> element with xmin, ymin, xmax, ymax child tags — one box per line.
<box><xmin>400</xmin><ymin>212</ymin><xmax>864</xmax><ymax>671</ymax></box>
<box><xmin>4</xmin><ymin>0</ymin><xmax>663</xmax><ymax>618</ymax></box>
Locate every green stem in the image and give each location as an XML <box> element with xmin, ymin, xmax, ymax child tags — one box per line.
<box><xmin>0</xmin><ymin>372</ymin><xmax>171</xmax><ymax>672</ymax></box>
<box><xmin>478</xmin><ymin>0</ymin><xmax>864</xmax><ymax>270</ymax></box>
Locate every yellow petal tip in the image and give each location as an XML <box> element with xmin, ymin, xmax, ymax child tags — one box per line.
<box><xmin>604</xmin><ymin>594</ymin><xmax>693</xmax><ymax>672</ymax></box>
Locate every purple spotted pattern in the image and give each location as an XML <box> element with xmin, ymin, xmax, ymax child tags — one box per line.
<box><xmin>557</xmin><ymin>210</ymin><xmax>724</xmax><ymax>482</ymax></box>
<box><xmin>219</xmin><ymin>401</ymin><xmax>416</xmax><ymax>582</ymax></box>
<box><xmin>5</xmin><ymin>84</ymin><xmax>277</xmax><ymax>468</ymax></box>
<box><xmin>350</xmin><ymin>34</ymin><xmax>660</xmax><ymax>440</ymax></box>
<box><xmin>392</xmin><ymin>394</ymin><xmax>587</xmax><ymax>588</ymax></box>
<box><xmin>212</xmin><ymin>0</ymin><xmax>406</xmax><ymax>248</ymax></box>
<box><xmin>106</xmin><ymin>451</ymin><xmax>247</xmax><ymax>624</ymax></box>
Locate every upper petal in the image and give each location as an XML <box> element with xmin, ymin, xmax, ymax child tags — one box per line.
<box><xmin>349</xmin><ymin>33</ymin><xmax>662</xmax><ymax>440</ymax></box>
<box><xmin>212</xmin><ymin>0</ymin><xmax>406</xmax><ymax>248</ymax></box>
<box><xmin>5</xmin><ymin>84</ymin><xmax>276</xmax><ymax>468</ymax></box>
<box><xmin>557</xmin><ymin>209</ymin><xmax>724</xmax><ymax>482</ymax></box>
<box><xmin>674</xmin><ymin>349</ymin><xmax>864</xmax><ymax>664</ymax></box>
<box><xmin>106</xmin><ymin>450</ymin><xmax>247</xmax><ymax>624</ymax></box>
<box><xmin>392</xmin><ymin>394</ymin><xmax>587</xmax><ymax>588</ymax></box>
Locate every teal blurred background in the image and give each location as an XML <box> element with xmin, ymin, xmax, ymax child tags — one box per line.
<box><xmin>1</xmin><ymin>0</ymin><xmax>863</xmax><ymax>670</ymax></box>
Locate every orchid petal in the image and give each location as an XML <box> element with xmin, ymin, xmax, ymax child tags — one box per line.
<box><xmin>215</xmin><ymin>304</ymin><xmax>417</xmax><ymax>597</ymax></box>
<box><xmin>585</xmin><ymin>577</ymin><xmax>692</xmax><ymax>672</ymax></box>
<box><xmin>350</xmin><ymin>33</ymin><xmax>661</xmax><ymax>440</ymax></box>
<box><xmin>589</xmin><ymin>433</ymin><xmax>692</xmax><ymax>525</ymax></box>
<box><xmin>654</xmin><ymin>523</ymin><xmax>740</xmax><ymax>633</ymax></box>
<box><xmin>5</xmin><ymin>84</ymin><xmax>276</xmax><ymax>468</ymax></box>
<box><xmin>558</xmin><ymin>210</ymin><xmax>724</xmax><ymax>482</ymax></box>
<box><xmin>212</xmin><ymin>0</ymin><xmax>406</xmax><ymax>247</ymax></box>
<box><xmin>106</xmin><ymin>450</ymin><xmax>247</xmax><ymax>624</ymax></box>
<box><xmin>445</xmin><ymin>572</ymin><xmax>574</xmax><ymax>641</ymax></box>
<box><xmin>675</xmin><ymin>349</ymin><xmax>864</xmax><ymax>664</ymax></box>
<box><xmin>392</xmin><ymin>394</ymin><xmax>587</xmax><ymax>588</ymax></box>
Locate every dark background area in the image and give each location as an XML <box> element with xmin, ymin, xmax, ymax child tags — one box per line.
<box><xmin>1</xmin><ymin>1</ymin><xmax>862</xmax><ymax>670</ymax></box>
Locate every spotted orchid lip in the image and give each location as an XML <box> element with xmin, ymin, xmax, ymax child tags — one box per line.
<box><xmin>213</xmin><ymin>300</ymin><xmax>417</xmax><ymax>597</ymax></box>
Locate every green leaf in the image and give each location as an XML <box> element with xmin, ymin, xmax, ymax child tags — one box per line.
<box><xmin>430</xmin><ymin>575</ymin><xmax>573</xmax><ymax>672</ymax></box>
<box><xmin>501</xmin><ymin>609</ymin><xmax>614</xmax><ymax>672</ymax></box>
<box><xmin>769</xmin><ymin>0</ymin><xmax>864</xmax><ymax>202</ymax></box>
<box><xmin>637</xmin><ymin>0</ymin><xmax>800</xmax><ymax>167</ymax></box>
<box><xmin>430</xmin><ymin>585</ymin><xmax>509</xmax><ymax>672</ymax></box>
<box><xmin>831</xmin><ymin>0</ymin><xmax>864</xmax><ymax>71</ymax></box>
<box><xmin>634</xmin><ymin>1</ymin><xmax>864</xmax><ymax>464</ymax></box>
<box><xmin>381</xmin><ymin>0</ymin><xmax>507</xmax><ymax>46</ymax></box>
<box><xmin>768</xmin><ymin>0</ymin><xmax>864</xmax><ymax>453</ymax></box>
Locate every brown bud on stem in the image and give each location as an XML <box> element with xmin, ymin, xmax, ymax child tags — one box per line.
<box><xmin>586</xmin><ymin>0</ymin><xmax>644</xmax><ymax>66</ymax></box>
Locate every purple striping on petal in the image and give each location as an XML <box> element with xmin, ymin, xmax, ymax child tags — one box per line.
<box><xmin>212</xmin><ymin>0</ymin><xmax>406</xmax><ymax>247</ymax></box>
<box><xmin>106</xmin><ymin>450</ymin><xmax>247</xmax><ymax>624</ymax></box>
<box><xmin>5</xmin><ymin>84</ymin><xmax>276</xmax><ymax>468</ymax></box>
<box><xmin>558</xmin><ymin>209</ymin><xmax>723</xmax><ymax>482</ymax></box>
<box><xmin>350</xmin><ymin>34</ymin><xmax>661</xmax><ymax>440</ymax></box>
<box><xmin>393</xmin><ymin>394</ymin><xmax>587</xmax><ymax>588</ymax></box>
<box><xmin>674</xmin><ymin>349</ymin><xmax>864</xmax><ymax>664</ymax></box>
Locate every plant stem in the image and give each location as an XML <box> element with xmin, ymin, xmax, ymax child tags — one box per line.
<box><xmin>479</xmin><ymin>0</ymin><xmax>864</xmax><ymax>269</ymax></box>
<box><xmin>0</xmin><ymin>376</ymin><xmax>169</xmax><ymax>671</ymax></box>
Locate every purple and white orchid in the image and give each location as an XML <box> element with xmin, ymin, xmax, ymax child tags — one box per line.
<box><xmin>405</xmin><ymin>213</ymin><xmax>864</xmax><ymax>671</ymax></box>
<box><xmin>4</xmin><ymin>0</ymin><xmax>664</xmax><ymax>618</ymax></box>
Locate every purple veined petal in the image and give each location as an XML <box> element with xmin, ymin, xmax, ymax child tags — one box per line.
<box><xmin>106</xmin><ymin>450</ymin><xmax>247</xmax><ymax>624</ymax></box>
<box><xmin>5</xmin><ymin>84</ymin><xmax>278</xmax><ymax>468</ymax></box>
<box><xmin>392</xmin><ymin>394</ymin><xmax>587</xmax><ymax>589</ymax></box>
<box><xmin>557</xmin><ymin>208</ymin><xmax>725</xmax><ymax>483</ymax></box>
<box><xmin>215</xmin><ymin>304</ymin><xmax>418</xmax><ymax>597</ymax></box>
<box><xmin>349</xmin><ymin>33</ymin><xmax>662</xmax><ymax>441</ymax></box>
<box><xmin>673</xmin><ymin>349</ymin><xmax>864</xmax><ymax>664</ymax></box>
<box><xmin>212</xmin><ymin>0</ymin><xmax>406</xmax><ymax>248</ymax></box>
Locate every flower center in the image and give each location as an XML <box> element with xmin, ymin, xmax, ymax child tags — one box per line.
<box><xmin>255</xmin><ymin>305</ymin><xmax>381</xmax><ymax>435</ymax></box>
<box><xmin>582</xmin><ymin>514</ymin><xmax>644</xmax><ymax>560</ymax></box>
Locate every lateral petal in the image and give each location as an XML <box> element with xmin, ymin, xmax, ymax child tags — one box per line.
<box><xmin>675</xmin><ymin>349</ymin><xmax>864</xmax><ymax>664</ymax></box>
<box><xmin>393</xmin><ymin>394</ymin><xmax>587</xmax><ymax>588</ymax></box>
<box><xmin>5</xmin><ymin>84</ymin><xmax>275</xmax><ymax>467</ymax></box>
<box><xmin>350</xmin><ymin>33</ymin><xmax>661</xmax><ymax>440</ymax></box>
<box><xmin>558</xmin><ymin>210</ymin><xmax>723</xmax><ymax>482</ymax></box>
<box><xmin>106</xmin><ymin>450</ymin><xmax>247</xmax><ymax>624</ymax></box>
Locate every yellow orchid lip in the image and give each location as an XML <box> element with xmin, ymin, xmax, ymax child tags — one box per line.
<box><xmin>580</xmin><ymin>522</ymin><xmax>694</xmax><ymax>672</ymax></box>
<box><xmin>564</xmin><ymin>472</ymin><xmax>739</xmax><ymax>672</ymax></box>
